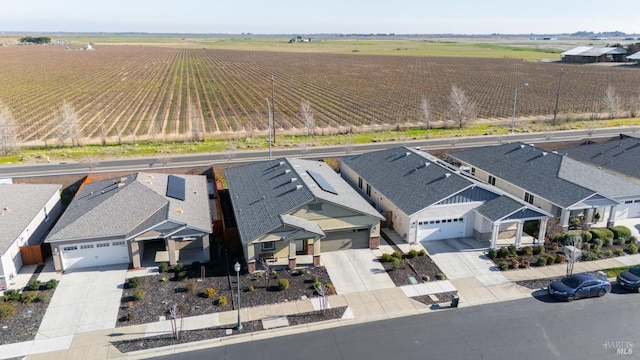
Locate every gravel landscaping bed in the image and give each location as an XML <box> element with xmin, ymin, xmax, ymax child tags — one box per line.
<box><xmin>380</xmin><ymin>255</ymin><xmax>445</xmax><ymax>287</ymax></box>
<box><xmin>112</xmin><ymin>306</ymin><xmax>347</xmax><ymax>353</ymax></box>
<box><xmin>117</xmin><ymin>263</ymin><xmax>332</xmax><ymax>327</ymax></box>
<box><xmin>0</xmin><ymin>287</ymin><xmax>56</xmax><ymax>345</ymax></box>
<box><xmin>515</xmin><ymin>276</ymin><xmax>563</xmax><ymax>290</ymax></box>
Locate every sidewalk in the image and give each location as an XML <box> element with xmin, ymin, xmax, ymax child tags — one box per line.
<box><xmin>2</xmin><ymin>253</ymin><xmax>640</xmax><ymax>359</ymax></box>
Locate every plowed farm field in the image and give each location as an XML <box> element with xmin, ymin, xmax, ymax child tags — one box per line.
<box><xmin>1</xmin><ymin>45</ymin><xmax>639</xmax><ymax>143</ymax></box>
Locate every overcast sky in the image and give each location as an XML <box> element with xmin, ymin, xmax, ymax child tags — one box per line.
<box><xmin>1</xmin><ymin>0</ymin><xmax>638</xmax><ymax>35</ymax></box>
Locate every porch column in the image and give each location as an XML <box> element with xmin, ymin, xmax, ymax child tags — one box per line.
<box><xmin>313</xmin><ymin>237</ymin><xmax>321</xmax><ymax>266</ymax></box>
<box><xmin>607</xmin><ymin>205</ymin><xmax>617</xmax><ymax>227</ymax></box>
<box><xmin>246</xmin><ymin>244</ymin><xmax>256</xmax><ymax>273</ymax></box>
<box><xmin>130</xmin><ymin>241</ymin><xmax>142</xmax><ymax>268</ymax></box>
<box><xmin>166</xmin><ymin>238</ymin><xmax>177</xmax><ymax>265</ymax></box>
<box><xmin>490</xmin><ymin>222</ymin><xmax>500</xmax><ymax>249</ymax></box>
<box><xmin>560</xmin><ymin>208</ymin><xmax>570</xmax><ymax>230</ymax></box>
<box><xmin>586</xmin><ymin>208</ymin><xmax>594</xmax><ymax>225</ymax></box>
<box><xmin>515</xmin><ymin>221</ymin><xmax>524</xmax><ymax>247</ymax></box>
<box><xmin>288</xmin><ymin>242</ymin><xmax>296</xmax><ymax>270</ymax></box>
<box><xmin>201</xmin><ymin>235</ymin><xmax>210</xmax><ymax>263</ymax></box>
<box><xmin>537</xmin><ymin>218</ymin><xmax>548</xmax><ymax>244</ymax></box>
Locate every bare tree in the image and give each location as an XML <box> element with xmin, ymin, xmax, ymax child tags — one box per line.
<box><xmin>448</xmin><ymin>85</ymin><xmax>476</xmax><ymax>129</ymax></box>
<box><xmin>300</xmin><ymin>100</ymin><xmax>315</xmax><ymax>135</ymax></box>
<box><xmin>419</xmin><ymin>96</ymin><xmax>431</xmax><ymax>129</ymax></box>
<box><xmin>168</xmin><ymin>302</ymin><xmax>184</xmax><ymax>340</ymax></box>
<box><xmin>188</xmin><ymin>101</ymin><xmax>202</xmax><ymax>142</ymax></box>
<box><xmin>259</xmin><ymin>258</ymin><xmax>273</xmax><ymax>289</ymax></box>
<box><xmin>56</xmin><ymin>101</ymin><xmax>82</xmax><ymax>146</ymax></box>
<box><xmin>602</xmin><ymin>85</ymin><xmax>621</xmax><ymax>119</ymax></box>
<box><xmin>98</xmin><ymin>113</ymin><xmax>107</xmax><ymax>146</ymax></box>
<box><xmin>314</xmin><ymin>283</ymin><xmax>328</xmax><ymax>315</ymax></box>
<box><xmin>629</xmin><ymin>92</ymin><xmax>640</xmax><ymax>118</ymax></box>
<box><xmin>0</xmin><ymin>100</ymin><xmax>19</xmax><ymax>155</ymax></box>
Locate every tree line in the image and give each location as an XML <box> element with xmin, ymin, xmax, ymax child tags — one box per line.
<box><xmin>19</xmin><ymin>36</ymin><xmax>51</xmax><ymax>45</ymax></box>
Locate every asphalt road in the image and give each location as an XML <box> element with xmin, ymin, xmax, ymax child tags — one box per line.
<box><xmin>0</xmin><ymin>126</ymin><xmax>637</xmax><ymax>178</ymax></box>
<box><xmin>151</xmin><ymin>289</ymin><xmax>640</xmax><ymax>360</ymax></box>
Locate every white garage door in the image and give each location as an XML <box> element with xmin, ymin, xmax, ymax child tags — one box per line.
<box><xmin>616</xmin><ymin>200</ymin><xmax>640</xmax><ymax>219</ymax></box>
<box><xmin>417</xmin><ymin>217</ymin><xmax>465</xmax><ymax>241</ymax></box>
<box><xmin>61</xmin><ymin>240</ymin><xmax>129</xmax><ymax>270</ymax></box>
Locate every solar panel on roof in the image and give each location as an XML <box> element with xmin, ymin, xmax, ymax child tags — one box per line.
<box><xmin>166</xmin><ymin>175</ymin><xmax>186</xmax><ymax>201</ymax></box>
<box><xmin>306</xmin><ymin>170</ymin><xmax>338</xmax><ymax>195</ymax></box>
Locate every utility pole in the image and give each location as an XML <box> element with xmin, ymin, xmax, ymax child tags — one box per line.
<box><xmin>552</xmin><ymin>68</ymin><xmax>564</xmax><ymax>127</ymax></box>
<box><xmin>266</xmin><ymin>98</ymin><xmax>272</xmax><ymax>159</ymax></box>
<box><xmin>271</xmin><ymin>75</ymin><xmax>276</xmax><ymax>144</ymax></box>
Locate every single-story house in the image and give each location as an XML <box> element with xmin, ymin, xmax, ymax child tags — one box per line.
<box><xmin>46</xmin><ymin>172</ymin><xmax>212</xmax><ymax>272</ymax></box>
<box><xmin>340</xmin><ymin>147</ymin><xmax>550</xmax><ymax>248</ymax></box>
<box><xmin>448</xmin><ymin>142</ymin><xmax>640</xmax><ymax>229</ymax></box>
<box><xmin>561</xmin><ymin>135</ymin><xmax>640</xmax><ymax>217</ymax></box>
<box><xmin>1</xmin><ymin>183</ymin><xmax>62</xmax><ymax>290</ymax></box>
<box><xmin>628</xmin><ymin>51</ymin><xmax>640</xmax><ymax>63</ymax></box>
<box><xmin>225</xmin><ymin>158</ymin><xmax>384</xmax><ymax>272</ymax></box>
<box><xmin>561</xmin><ymin>46</ymin><xmax>627</xmax><ymax>63</ymax></box>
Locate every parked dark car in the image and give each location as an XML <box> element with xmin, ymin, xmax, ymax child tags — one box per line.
<box><xmin>548</xmin><ymin>273</ymin><xmax>611</xmax><ymax>301</ymax></box>
<box><xmin>617</xmin><ymin>265</ymin><xmax>640</xmax><ymax>292</ymax></box>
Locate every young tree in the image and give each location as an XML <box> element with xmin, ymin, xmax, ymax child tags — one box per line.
<box><xmin>448</xmin><ymin>85</ymin><xmax>476</xmax><ymax>129</ymax></box>
<box><xmin>0</xmin><ymin>100</ymin><xmax>19</xmax><ymax>155</ymax></box>
<box><xmin>628</xmin><ymin>92</ymin><xmax>640</xmax><ymax>118</ymax></box>
<box><xmin>602</xmin><ymin>85</ymin><xmax>621</xmax><ymax>119</ymax></box>
<box><xmin>56</xmin><ymin>101</ymin><xmax>82</xmax><ymax>147</ymax></box>
<box><xmin>300</xmin><ymin>100</ymin><xmax>315</xmax><ymax>135</ymax></box>
<box><xmin>188</xmin><ymin>101</ymin><xmax>203</xmax><ymax>142</ymax></box>
<box><xmin>419</xmin><ymin>96</ymin><xmax>431</xmax><ymax>129</ymax></box>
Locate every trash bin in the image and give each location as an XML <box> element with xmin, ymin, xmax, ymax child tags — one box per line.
<box><xmin>451</xmin><ymin>294</ymin><xmax>459</xmax><ymax>308</ymax></box>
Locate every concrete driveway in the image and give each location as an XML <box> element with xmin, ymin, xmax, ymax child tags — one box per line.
<box><xmin>422</xmin><ymin>238</ymin><xmax>508</xmax><ymax>285</ymax></box>
<box><xmin>321</xmin><ymin>249</ymin><xmax>395</xmax><ymax>294</ymax></box>
<box><xmin>36</xmin><ymin>264</ymin><xmax>128</xmax><ymax>339</ymax></box>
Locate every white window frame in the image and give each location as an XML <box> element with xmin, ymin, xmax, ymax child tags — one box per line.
<box><xmin>261</xmin><ymin>241</ymin><xmax>276</xmax><ymax>251</ymax></box>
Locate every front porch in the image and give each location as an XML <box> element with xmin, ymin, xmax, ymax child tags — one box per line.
<box><xmin>136</xmin><ymin>237</ymin><xmax>210</xmax><ymax>269</ymax></box>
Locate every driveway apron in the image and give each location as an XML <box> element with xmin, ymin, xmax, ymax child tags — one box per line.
<box><xmin>35</xmin><ymin>264</ymin><xmax>128</xmax><ymax>339</ymax></box>
<box><xmin>423</xmin><ymin>238</ymin><xmax>508</xmax><ymax>285</ymax></box>
<box><xmin>321</xmin><ymin>249</ymin><xmax>395</xmax><ymax>294</ymax></box>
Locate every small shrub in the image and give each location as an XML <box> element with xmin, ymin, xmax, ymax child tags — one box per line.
<box><xmin>592</xmin><ymin>238</ymin><xmax>603</xmax><ymax>247</ymax></box>
<box><xmin>436</xmin><ymin>273</ymin><xmax>446</xmax><ymax>280</ymax></box>
<box><xmin>3</xmin><ymin>290</ymin><xmax>21</xmax><ymax>302</ymax></box>
<box><xmin>510</xmin><ymin>259</ymin><xmax>520</xmax><ymax>269</ymax></box>
<box><xmin>609</xmin><ymin>226</ymin><xmax>632</xmax><ymax>240</ymax></box>
<box><xmin>392</xmin><ymin>251</ymin><xmax>403</xmax><ymax>259</ymax></box>
<box><xmin>498</xmin><ymin>262</ymin><xmax>509</xmax><ymax>271</ymax></box>
<box><xmin>614</xmin><ymin>247</ymin><xmax>625</xmax><ymax>256</ymax></box>
<box><xmin>418</xmin><ymin>249</ymin><xmax>427</xmax><ymax>256</ymax></box>
<box><xmin>126</xmin><ymin>312</ymin><xmax>135</xmax><ymax>322</ymax></box>
<box><xmin>603</xmin><ymin>238</ymin><xmax>613</xmax><ymax>247</ymax></box>
<box><xmin>217</xmin><ymin>296</ymin><xmax>228</xmax><ymax>306</ymax></box>
<box><xmin>521</xmin><ymin>259</ymin><xmax>531</xmax><ymax>268</ymax></box>
<box><xmin>507</xmin><ymin>245</ymin><xmax>517</xmax><ymax>256</ymax></box>
<box><xmin>551</xmin><ymin>242</ymin><xmax>560</xmax><ymax>252</ymax></box>
<box><xmin>421</xmin><ymin>275</ymin><xmax>430</xmax><ymax>282</ymax></box>
<box><xmin>407</xmin><ymin>249</ymin><xmax>418</xmax><ymax>258</ymax></box>
<box><xmin>298</xmin><ymin>268</ymin><xmax>307</xmax><ymax>275</ymax></box>
<box><xmin>158</xmin><ymin>262</ymin><xmax>169</xmax><ymax>273</ymax></box>
<box><xmin>127</xmin><ymin>277</ymin><xmax>141</xmax><ymax>289</ymax></box>
<box><xmin>605</xmin><ymin>249</ymin><xmax>613</xmax><ymax>257</ymax></box>
<box><xmin>278</xmin><ymin>278</ymin><xmax>289</xmax><ymax>291</ymax></box>
<box><xmin>536</xmin><ymin>257</ymin><xmax>547</xmax><ymax>267</ymax></box>
<box><xmin>533</xmin><ymin>245</ymin><xmax>544</xmax><ymax>255</ymax></box>
<box><xmin>546</xmin><ymin>255</ymin><xmax>556</xmax><ymax>264</ymax></box>
<box><xmin>203</xmin><ymin>287</ymin><xmax>217</xmax><ymax>298</ymax></box>
<box><xmin>582</xmin><ymin>251</ymin><xmax>598</xmax><ymax>261</ymax></box>
<box><xmin>554</xmin><ymin>254</ymin><xmax>565</xmax><ymax>264</ymax></box>
<box><xmin>0</xmin><ymin>302</ymin><xmax>16</xmax><ymax>319</ymax></box>
<box><xmin>326</xmin><ymin>283</ymin><xmax>336</xmax><ymax>295</ymax></box>
<box><xmin>20</xmin><ymin>291</ymin><xmax>37</xmax><ymax>304</ymax></box>
<box><xmin>177</xmin><ymin>271</ymin><xmax>188</xmax><ymax>281</ymax></box>
<box><xmin>581</xmin><ymin>243</ymin><xmax>592</xmax><ymax>251</ymax></box>
<box><xmin>390</xmin><ymin>258</ymin><xmax>400</xmax><ymax>270</ymax></box>
<box><xmin>248</xmin><ymin>284</ymin><xmax>255</xmax><ymax>292</ymax></box>
<box><xmin>254</xmin><ymin>272</ymin><xmax>264</xmax><ymax>279</ymax></box>
<box><xmin>186</xmin><ymin>279</ymin><xmax>197</xmax><ymax>294</ymax></box>
<box><xmin>271</xmin><ymin>271</ymin><xmax>280</xmax><ymax>279</ymax></box>
<box><xmin>133</xmin><ymin>289</ymin><xmax>145</xmax><ymax>301</ymax></box>
<box><xmin>161</xmin><ymin>276</ymin><xmax>169</xmax><ymax>282</ymax></box>
<box><xmin>522</xmin><ymin>246</ymin><xmax>533</xmax><ymax>256</ymax></box>
<box><xmin>497</xmin><ymin>247</ymin><xmax>510</xmax><ymax>259</ymax></box>
<box><xmin>37</xmin><ymin>292</ymin><xmax>50</xmax><ymax>303</ymax></box>
<box><xmin>626</xmin><ymin>244</ymin><xmax>638</xmax><ymax>255</ymax></box>
<box><xmin>592</xmin><ymin>244</ymin><xmax>602</xmax><ymax>252</ymax></box>
<box><xmin>312</xmin><ymin>275</ymin><xmax>319</xmax><ymax>283</ymax></box>
<box><xmin>630</xmin><ymin>236</ymin><xmax>638</xmax><ymax>245</ymax></box>
<box><xmin>313</xmin><ymin>281</ymin><xmax>322</xmax><ymax>289</ymax></box>
<box><xmin>614</xmin><ymin>238</ymin><xmax>626</xmax><ymax>246</ymax></box>
<box><xmin>28</xmin><ymin>280</ymin><xmax>42</xmax><ymax>291</ymax></box>
<box><xmin>590</xmin><ymin>228</ymin><xmax>614</xmax><ymax>240</ymax></box>
<box><xmin>487</xmin><ymin>249</ymin><xmax>497</xmax><ymax>259</ymax></box>
<box><xmin>173</xmin><ymin>262</ymin><xmax>184</xmax><ymax>272</ymax></box>
<box><xmin>47</xmin><ymin>279</ymin><xmax>58</xmax><ymax>290</ymax></box>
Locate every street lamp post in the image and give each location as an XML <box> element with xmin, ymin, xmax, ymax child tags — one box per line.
<box><xmin>234</xmin><ymin>261</ymin><xmax>242</xmax><ymax>331</ymax></box>
<box><xmin>511</xmin><ymin>83</ymin><xmax>528</xmax><ymax>134</ymax></box>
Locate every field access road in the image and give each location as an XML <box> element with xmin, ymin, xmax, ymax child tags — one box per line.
<box><xmin>0</xmin><ymin>126</ymin><xmax>637</xmax><ymax>178</ymax></box>
<box><xmin>150</xmin><ymin>292</ymin><xmax>640</xmax><ymax>360</ymax></box>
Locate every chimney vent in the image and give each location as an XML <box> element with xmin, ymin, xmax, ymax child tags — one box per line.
<box><xmin>279</xmin><ymin>161</ymin><xmax>285</xmax><ymax>166</ymax></box>
<box><xmin>296</xmin><ymin>184</ymin><xmax>303</xmax><ymax>190</ymax></box>
<box><xmin>405</xmin><ymin>152</ymin><xmax>411</xmax><ymax>157</ymax></box>
<box><xmin>444</xmin><ymin>173</ymin><xmax>451</xmax><ymax>178</ymax></box>
<box><xmin>291</xmin><ymin>177</ymin><xmax>298</xmax><ymax>183</ymax></box>
<box><xmin>285</xmin><ymin>169</ymin><xmax>291</xmax><ymax>174</ymax></box>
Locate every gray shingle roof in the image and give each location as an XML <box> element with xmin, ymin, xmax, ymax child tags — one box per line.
<box><xmin>280</xmin><ymin>214</ymin><xmax>324</xmax><ymax>237</ymax></box>
<box><xmin>46</xmin><ymin>173</ymin><xmax>211</xmax><ymax>243</ymax></box>
<box><xmin>562</xmin><ymin>137</ymin><xmax>640</xmax><ymax>180</ymax></box>
<box><xmin>225</xmin><ymin>158</ymin><xmax>382</xmax><ymax>245</ymax></box>
<box><xmin>341</xmin><ymin>147</ymin><xmax>475</xmax><ymax>216</ymax></box>
<box><xmin>475</xmin><ymin>195</ymin><xmax>549</xmax><ymax>222</ymax></box>
<box><xmin>558</xmin><ymin>156</ymin><xmax>640</xmax><ymax>198</ymax></box>
<box><xmin>0</xmin><ymin>184</ymin><xmax>61</xmax><ymax>253</ymax></box>
<box><xmin>449</xmin><ymin>143</ymin><xmax>604</xmax><ymax>208</ymax></box>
